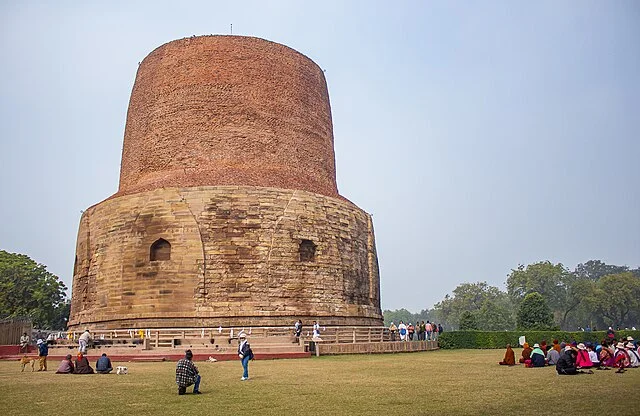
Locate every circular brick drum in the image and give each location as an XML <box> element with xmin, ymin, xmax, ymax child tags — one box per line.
<box><xmin>118</xmin><ymin>36</ymin><xmax>338</xmax><ymax>198</ymax></box>
<box><xmin>69</xmin><ymin>36</ymin><xmax>382</xmax><ymax>330</ymax></box>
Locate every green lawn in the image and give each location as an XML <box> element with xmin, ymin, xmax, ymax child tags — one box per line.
<box><xmin>1</xmin><ymin>349</ymin><xmax>639</xmax><ymax>415</ymax></box>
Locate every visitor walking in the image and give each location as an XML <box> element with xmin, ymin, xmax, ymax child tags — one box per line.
<box><xmin>36</xmin><ymin>339</ymin><xmax>48</xmax><ymax>371</ymax></box>
<box><xmin>398</xmin><ymin>321</ymin><xmax>407</xmax><ymax>341</ymax></box>
<box><xmin>294</xmin><ymin>320</ymin><xmax>302</xmax><ymax>339</ymax></box>
<box><xmin>389</xmin><ymin>322</ymin><xmax>398</xmax><ymax>341</ymax></box>
<box><xmin>238</xmin><ymin>333</ymin><xmax>254</xmax><ymax>381</ymax></box>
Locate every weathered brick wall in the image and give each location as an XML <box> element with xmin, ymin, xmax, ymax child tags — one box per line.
<box><xmin>118</xmin><ymin>35</ymin><xmax>338</xmax><ymax>198</ymax></box>
<box><xmin>69</xmin><ymin>186</ymin><xmax>382</xmax><ymax>329</ymax></box>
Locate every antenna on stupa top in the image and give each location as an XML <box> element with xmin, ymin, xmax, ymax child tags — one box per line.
<box><xmin>230</xmin><ymin>23</ymin><xmax>233</xmax><ymax>34</ymax></box>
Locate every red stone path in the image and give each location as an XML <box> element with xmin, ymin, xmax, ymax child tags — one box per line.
<box><xmin>0</xmin><ymin>345</ymin><xmax>310</xmax><ymax>362</ymax></box>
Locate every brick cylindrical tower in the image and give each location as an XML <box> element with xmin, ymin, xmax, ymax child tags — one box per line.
<box><xmin>69</xmin><ymin>36</ymin><xmax>382</xmax><ymax>330</ymax></box>
<box><xmin>118</xmin><ymin>36</ymin><xmax>338</xmax><ymax>198</ymax></box>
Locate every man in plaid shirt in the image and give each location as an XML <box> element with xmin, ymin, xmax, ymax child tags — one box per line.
<box><xmin>175</xmin><ymin>350</ymin><xmax>201</xmax><ymax>395</ymax></box>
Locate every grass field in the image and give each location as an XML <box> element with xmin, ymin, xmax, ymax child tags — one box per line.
<box><xmin>1</xmin><ymin>349</ymin><xmax>639</xmax><ymax>415</ymax></box>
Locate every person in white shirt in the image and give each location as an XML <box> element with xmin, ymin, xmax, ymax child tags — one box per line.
<box><xmin>626</xmin><ymin>343</ymin><xmax>640</xmax><ymax>368</ymax></box>
<box><xmin>587</xmin><ymin>344</ymin><xmax>600</xmax><ymax>367</ymax></box>
<box><xmin>19</xmin><ymin>332</ymin><xmax>30</xmax><ymax>353</ymax></box>
<box><xmin>78</xmin><ymin>329</ymin><xmax>92</xmax><ymax>353</ymax></box>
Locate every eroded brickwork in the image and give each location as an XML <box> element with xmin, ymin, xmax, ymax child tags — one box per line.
<box><xmin>118</xmin><ymin>36</ymin><xmax>337</xmax><ymax>198</ymax></box>
<box><xmin>69</xmin><ymin>36</ymin><xmax>382</xmax><ymax>329</ymax></box>
<box><xmin>69</xmin><ymin>186</ymin><xmax>381</xmax><ymax>329</ymax></box>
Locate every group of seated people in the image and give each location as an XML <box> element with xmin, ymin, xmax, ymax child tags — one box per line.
<box><xmin>55</xmin><ymin>352</ymin><xmax>113</xmax><ymax>374</ymax></box>
<box><xmin>499</xmin><ymin>336</ymin><xmax>639</xmax><ymax>374</ymax></box>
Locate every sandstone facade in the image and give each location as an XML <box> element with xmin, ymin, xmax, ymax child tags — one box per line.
<box><xmin>70</xmin><ymin>186</ymin><xmax>380</xmax><ymax>329</ymax></box>
<box><xmin>69</xmin><ymin>36</ymin><xmax>382</xmax><ymax>329</ymax></box>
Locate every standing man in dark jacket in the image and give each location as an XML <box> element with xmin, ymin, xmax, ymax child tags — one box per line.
<box><xmin>37</xmin><ymin>339</ymin><xmax>48</xmax><ymax>371</ymax></box>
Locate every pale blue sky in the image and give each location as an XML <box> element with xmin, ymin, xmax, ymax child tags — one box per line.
<box><xmin>1</xmin><ymin>1</ymin><xmax>638</xmax><ymax>311</ymax></box>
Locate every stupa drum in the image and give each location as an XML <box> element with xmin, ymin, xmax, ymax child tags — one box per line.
<box><xmin>69</xmin><ymin>36</ymin><xmax>382</xmax><ymax>329</ymax></box>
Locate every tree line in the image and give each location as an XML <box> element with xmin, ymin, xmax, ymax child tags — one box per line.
<box><xmin>384</xmin><ymin>260</ymin><xmax>640</xmax><ymax>331</ymax></box>
<box><xmin>0</xmin><ymin>250</ymin><xmax>70</xmax><ymax>329</ymax></box>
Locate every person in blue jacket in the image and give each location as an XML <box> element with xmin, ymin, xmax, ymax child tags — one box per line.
<box><xmin>96</xmin><ymin>353</ymin><xmax>113</xmax><ymax>374</ymax></box>
<box><xmin>37</xmin><ymin>339</ymin><xmax>48</xmax><ymax>371</ymax></box>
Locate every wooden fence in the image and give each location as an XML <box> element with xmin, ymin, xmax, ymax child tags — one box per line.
<box><xmin>55</xmin><ymin>326</ymin><xmax>395</xmax><ymax>349</ymax></box>
<box><xmin>0</xmin><ymin>317</ymin><xmax>32</xmax><ymax>345</ymax></box>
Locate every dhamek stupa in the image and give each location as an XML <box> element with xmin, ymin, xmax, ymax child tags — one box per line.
<box><xmin>69</xmin><ymin>36</ymin><xmax>382</xmax><ymax>330</ymax></box>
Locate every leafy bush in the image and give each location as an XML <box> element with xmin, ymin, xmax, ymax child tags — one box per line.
<box><xmin>438</xmin><ymin>330</ymin><xmax>640</xmax><ymax>349</ymax></box>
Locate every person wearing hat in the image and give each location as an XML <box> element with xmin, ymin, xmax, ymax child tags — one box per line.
<box><xmin>175</xmin><ymin>350</ymin><xmax>201</xmax><ymax>395</ymax></box>
<box><xmin>575</xmin><ymin>343</ymin><xmax>593</xmax><ymax>369</ymax></box>
<box><xmin>36</xmin><ymin>339</ymin><xmax>48</xmax><ymax>371</ymax></box>
<box><xmin>625</xmin><ymin>343</ymin><xmax>639</xmax><ymax>368</ymax></box>
<box><xmin>238</xmin><ymin>332</ymin><xmax>254</xmax><ymax>381</ymax></box>
<box><xmin>529</xmin><ymin>343</ymin><xmax>546</xmax><ymax>368</ymax></box>
<box><xmin>56</xmin><ymin>354</ymin><xmax>75</xmax><ymax>374</ymax></box>
<box><xmin>556</xmin><ymin>345</ymin><xmax>592</xmax><ymax>375</ymax></box>
<box><xmin>598</xmin><ymin>341</ymin><xmax>614</xmax><ymax>367</ymax></box>
<box><xmin>613</xmin><ymin>342</ymin><xmax>629</xmax><ymax>373</ymax></box>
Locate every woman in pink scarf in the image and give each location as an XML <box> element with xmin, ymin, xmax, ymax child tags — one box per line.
<box><xmin>575</xmin><ymin>343</ymin><xmax>592</xmax><ymax>368</ymax></box>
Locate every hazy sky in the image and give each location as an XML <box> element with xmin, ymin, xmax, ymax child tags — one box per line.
<box><xmin>1</xmin><ymin>1</ymin><xmax>638</xmax><ymax>312</ymax></box>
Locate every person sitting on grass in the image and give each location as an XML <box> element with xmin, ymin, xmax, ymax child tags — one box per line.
<box><xmin>74</xmin><ymin>353</ymin><xmax>94</xmax><ymax>374</ymax></box>
<box><xmin>539</xmin><ymin>340</ymin><xmax>548</xmax><ymax>354</ymax></box>
<box><xmin>519</xmin><ymin>342</ymin><xmax>532</xmax><ymax>364</ymax></box>
<box><xmin>625</xmin><ymin>342</ymin><xmax>639</xmax><ymax>368</ymax></box>
<box><xmin>56</xmin><ymin>354</ymin><xmax>74</xmax><ymax>374</ymax></box>
<box><xmin>96</xmin><ymin>353</ymin><xmax>113</xmax><ymax>374</ymax></box>
<box><xmin>498</xmin><ymin>344</ymin><xmax>516</xmax><ymax>366</ymax></box>
<box><xmin>176</xmin><ymin>350</ymin><xmax>201</xmax><ymax>395</ymax></box>
<box><xmin>551</xmin><ymin>339</ymin><xmax>561</xmax><ymax>354</ymax></box>
<box><xmin>575</xmin><ymin>343</ymin><xmax>593</xmax><ymax>369</ymax></box>
<box><xmin>546</xmin><ymin>345</ymin><xmax>560</xmax><ymax>366</ymax></box>
<box><xmin>529</xmin><ymin>343</ymin><xmax>546</xmax><ymax>367</ymax></box>
<box><xmin>599</xmin><ymin>341</ymin><xmax>615</xmax><ymax>367</ymax></box>
<box><xmin>587</xmin><ymin>344</ymin><xmax>601</xmax><ymax>369</ymax></box>
<box><xmin>613</xmin><ymin>342</ymin><xmax>629</xmax><ymax>373</ymax></box>
<box><xmin>556</xmin><ymin>346</ymin><xmax>593</xmax><ymax>375</ymax></box>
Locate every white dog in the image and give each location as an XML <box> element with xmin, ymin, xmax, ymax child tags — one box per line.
<box><xmin>116</xmin><ymin>366</ymin><xmax>128</xmax><ymax>375</ymax></box>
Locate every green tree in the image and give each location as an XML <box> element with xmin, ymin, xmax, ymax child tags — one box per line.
<box><xmin>0</xmin><ymin>250</ymin><xmax>69</xmax><ymax>329</ymax></box>
<box><xmin>574</xmin><ymin>260</ymin><xmax>629</xmax><ymax>281</ymax></box>
<box><xmin>516</xmin><ymin>292</ymin><xmax>555</xmax><ymax>330</ymax></box>
<box><xmin>506</xmin><ymin>261</ymin><xmax>571</xmax><ymax>310</ymax></box>
<box><xmin>458</xmin><ymin>310</ymin><xmax>478</xmax><ymax>330</ymax></box>
<box><xmin>383</xmin><ymin>308</ymin><xmax>436</xmax><ymax>326</ymax></box>
<box><xmin>585</xmin><ymin>272</ymin><xmax>640</xmax><ymax>327</ymax></box>
<box><xmin>477</xmin><ymin>299</ymin><xmax>515</xmax><ymax>331</ymax></box>
<box><xmin>434</xmin><ymin>282</ymin><xmax>511</xmax><ymax>329</ymax></box>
